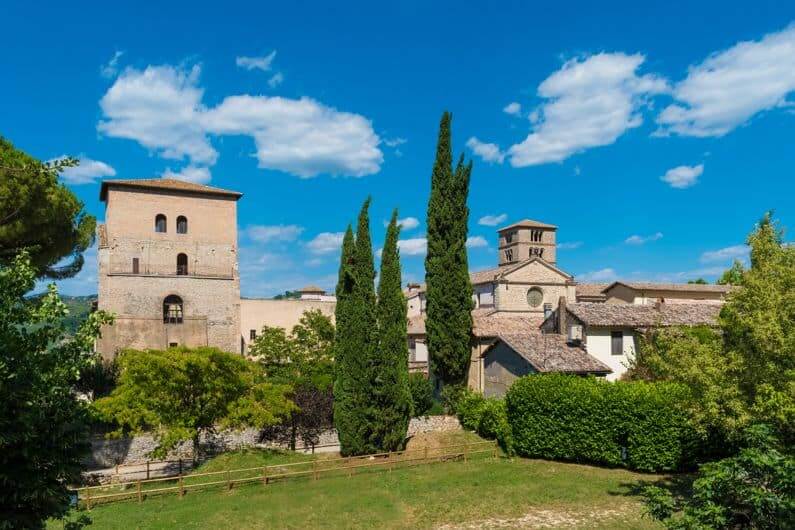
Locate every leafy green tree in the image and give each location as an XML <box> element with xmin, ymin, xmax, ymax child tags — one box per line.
<box><xmin>372</xmin><ymin>210</ymin><xmax>412</xmax><ymax>451</ymax></box>
<box><xmin>94</xmin><ymin>347</ymin><xmax>295</xmax><ymax>461</ymax></box>
<box><xmin>0</xmin><ymin>138</ymin><xmax>95</xmax><ymax>279</ymax></box>
<box><xmin>0</xmin><ymin>253</ymin><xmax>112</xmax><ymax>529</ymax></box>
<box><xmin>424</xmin><ymin>112</ymin><xmax>474</xmax><ymax>387</ymax></box>
<box><xmin>687</xmin><ymin>278</ymin><xmax>707</xmax><ymax>284</ymax></box>
<box><xmin>717</xmin><ymin>259</ymin><xmax>745</xmax><ymax>285</ymax></box>
<box><xmin>272</xmin><ymin>290</ymin><xmax>301</xmax><ymax>300</ymax></box>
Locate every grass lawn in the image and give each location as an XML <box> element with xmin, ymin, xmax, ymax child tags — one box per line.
<box><xmin>55</xmin><ymin>431</ymin><xmax>667</xmax><ymax>529</ymax></box>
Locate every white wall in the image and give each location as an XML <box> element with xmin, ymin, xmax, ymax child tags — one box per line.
<box><xmin>409</xmin><ymin>338</ymin><xmax>428</xmax><ymax>362</ymax></box>
<box><xmin>584</xmin><ymin>327</ymin><xmax>636</xmax><ymax>381</ymax></box>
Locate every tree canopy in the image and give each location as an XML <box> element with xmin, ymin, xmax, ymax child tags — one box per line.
<box><xmin>0</xmin><ymin>137</ymin><xmax>95</xmax><ymax>279</ymax></box>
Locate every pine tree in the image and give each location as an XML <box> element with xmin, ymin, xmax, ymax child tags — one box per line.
<box><xmin>373</xmin><ymin>209</ymin><xmax>412</xmax><ymax>451</ymax></box>
<box><xmin>425</xmin><ymin>112</ymin><xmax>474</xmax><ymax>387</ymax></box>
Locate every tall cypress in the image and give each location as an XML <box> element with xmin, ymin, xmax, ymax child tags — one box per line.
<box><xmin>373</xmin><ymin>209</ymin><xmax>412</xmax><ymax>451</ymax></box>
<box><xmin>425</xmin><ymin>112</ymin><xmax>474</xmax><ymax>387</ymax></box>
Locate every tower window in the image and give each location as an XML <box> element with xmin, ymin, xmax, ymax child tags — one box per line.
<box><xmin>177</xmin><ymin>216</ymin><xmax>188</xmax><ymax>234</ymax></box>
<box><xmin>163</xmin><ymin>295</ymin><xmax>183</xmax><ymax>324</ymax></box>
<box><xmin>132</xmin><ymin>257</ymin><xmax>139</xmax><ymax>274</ymax></box>
<box><xmin>250</xmin><ymin>329</ymin><xmax>257</xmax><ymax>340</ymax></box>
<box><xmin>177</xmin><ymin>253</ymin><xmax>188</xmax><ymax>275</ymax></box>
<box><xmin>155</xmin><ymin>214</ymin><xmax>167</xmax><ymax>233</ymax></box>
<box><xmin>504</xmin><ymin>249</ymin><xmax>513</xmax><ymax>262</ymax></box>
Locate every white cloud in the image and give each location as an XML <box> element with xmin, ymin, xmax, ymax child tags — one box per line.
<box><xmin>98</xmin><ymin>64</ymin><xmax>383</xmax><ymax>180</ymax></box>
<box><xmin>466</xmin><ymin>236</ymin><xmax>489</xmax><ymax>248</ymax></box>
<box><xmin>236</xmin><ymin>50</ymin><xmax>277</xmax><ymax>72</ymax></box>
<box><xmin>657</xmin><ymin>24</ymin><xmax>795</xmax><ymax>137</ymax></box>
<box><xmin>55</xmin><ymin>157</ymin><xmax>116</xmax><ymax>184</ymax></box>
<box><xmin>161</xmin><ymin>165</ymin><xmax>211</xmax><ymax>184</ymax></box>
<box><xmin>625</xmin><ymin>232</ymin><xmax>664</xmax><ymax>245</ymax></box>
<box><xmin>384</xmin><ymin>216</ymin><xmax>419</xmax><ymax>230</ymax></box>
<box><xmin>577</xmin><ymin>268</ymin><xmax>618</xmax><ymax>282</ymax></box>
<box><xmin>503</xmin><ymin>102</ymin><xmax>522</xmax><ymax>116</ymax></box>
<box><xmin>268</xmin><ymin>72</ymin><xmax>284</xmax><ymax>88</ymax></box>
<box><xmin>306</xmin><ymin>232</ymin><xmax>345</xmax><ymax>254</ymax></box>
<box><xmin>466</xmin><ymin>137</ymin><xmax>505</xmax><ymax>164</ymax></box>
<box><xmin>507</xmin><ymin>53</ymin><xmax>668</xmax><ymax>167</ymax></box>
<box><xmin>247</xmin><ymin>224</ymin><xmax>304</xmax><ymax>243</ymax></box>
<box><xmin>100</xmin><ymin>51</ymin><xmax>124</xmax><ymax>79</ymax></box>
<box><xmin>398</xmin><ymin>237</ymin><xmax>427</xmax><ymax>256</ymax></box>
<box><xmin>478</xmin><ymin>213</ymin><xmax>508</xmax><ymax>226</ymax></box>
<box><xmin>661</xmin><ymin>164</ymin><xmax>703</xmax><ymax>188</ymax></box>
<box><xmin>557</xmin><ymin>241</ymin><xmax>582</xmax><ymax>250</ymax></box>
<box><xmin>700</xmin><ymin>244</ymin><xmax>749</xmax><ymax>263</ymax></box>
<box><xmin>384</xmin><ymin>137</ymin><xmax>407</xmax><ymax>147</ymax></box>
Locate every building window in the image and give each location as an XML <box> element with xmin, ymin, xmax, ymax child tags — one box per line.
<box><xmin>177</xmin><ymin>216</ymin><xmax>188</xmax><ymax>234</ymax></box>
<box><xmin>163</xmin><ymin>295</ymin><xmax>183</xmax><ymax>324</ymax></box>
<box><xmin>611</xmin><ymin>331</ymin><xmax>623</xmax><ymax>355</ymax></box>
<box><xmin>177</xmin><ymin>253</ymin><xmax>188</xmax><ymax>275</ymax></box>
<box><xmin>132</xmin><ymin>257</ymin><xmax>139</xmax><ymax>274</ymax></box>
<box><xmin>169</xmin><ymin>342</ymin><xmax>179</xmax><ymax>348</ymax></box>
<box><xmin>155</xmin><ymin>214</ymin><xmax>167</xmax><ymax>233</ymax></box>
<box><xmin>505</xmin><ymin>232</ymin><xmax>514</xmax><ymax>244</ymax></box>
<box><xmin>526</xmin><ymin>287</ymin><xmax>544</xmax><ymax>308</ymax></box>
<box><xmin>543</xmin><ymin>303</ymin><xmax>553</xmax><ymax>319</ymax></box>
<box><xmin>250</xmin><ymin>329</ymin><xmax>257</xmax><ymax>340</ymax></box>
<box><xmin>504</xmin><ymin>249</ymin><xmax>513</xmax><ymax>262</ymax></box>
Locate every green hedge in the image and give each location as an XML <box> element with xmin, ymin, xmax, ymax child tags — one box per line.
<box><xmin>455</xmin><ymin>390</ymin><xmax>513</xmax><ymax>454</ymax></box>
<box><xmin>505</xmin><ymin>374</ymin><xmax>697</xmax><ymax>472</ymax></box>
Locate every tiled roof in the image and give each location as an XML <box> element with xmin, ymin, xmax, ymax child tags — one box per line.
<box><xmin>604</xmin><ymin>281</ymin><xmax>733</xmax><ymax>294</ymax></box>
<box><xmin>575</xmin><ymin>283</ymin><xmax>609</xmax><ymax>301</ymax></box>
<box><xmin>566</xmin><ymin>302</ymin><xmax>721</xmax><ymax>328</ymax></box>
<box><xmin>497</xmin><ymin>219</ymin><xmax>557</xmax><ymax>231</ymax></box>
<box><xmin>406</xmin><ymin>312</ymin><xmax>542</xmax><ymax>337</ymax></box>
<box><xmin>489</xmin><ymin>332</ymin><xmax>611</xmax><ymax>374</ymax></box>
<box><xmin>469</xmin><ymin>258</ymin><xmax>572</xmax><ymax>285</ymax></box>
<box><xmin>299</xmin><ymin>285</ymin><xmax>325</xmax><ymax>293</ymax></box>
<box><xmin>100</xmin><ymin>178</ymin><xmax>243</xmax><ymax>201</ymax></box>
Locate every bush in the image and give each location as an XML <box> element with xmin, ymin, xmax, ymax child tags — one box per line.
<box><xmin>455</xmin><ymin>390</ymin><xmax>487</xmax><ymax>430</ymax></box>
<box><xmin>440</xmin><ymin>384</ymin><xmax>467</xmax><ymax>415</ymax></box>
<box><xmin>505</xmin><ymin>374</ymin><xmax>697</xmax><ymax>472</ymax></box>
<box><xmin>454</xmin><ymin>390</ymin><xmax>513</xmax><ymax>454</ymax></box>
<box><xmin>408</xmin><ymin>373</ymin><xmax>434</xmax><ymax>417</ymax></box>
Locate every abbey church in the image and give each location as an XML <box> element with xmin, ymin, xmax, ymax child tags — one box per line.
<box><xmin>96</xmin><ymin>178</ymin><xmax>730</xmax><ymax>392</ymax></box>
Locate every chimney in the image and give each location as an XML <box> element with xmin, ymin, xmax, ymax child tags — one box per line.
<box><xmin>557</xmin><ymin>296</ymin><xmax>567</xmax><ymax>335</ymax></box>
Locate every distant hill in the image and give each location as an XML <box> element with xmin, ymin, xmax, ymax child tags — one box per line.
<box><xmin>29</xmin><ymin>293</ymin><xmax>97</xmax><ymax>334</ymax></box>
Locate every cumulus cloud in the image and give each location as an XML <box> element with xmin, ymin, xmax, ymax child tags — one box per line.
<box><xmin>247</xmin><ymin>224</ymin><xmax>304</xmax><ymax>243</ymax></box>
<box><xmin>466</xmin><ymin>236</ymin><xmax>489</xmax><ymax>248</ymax></box>
<box><xmin>268</xmin><ymin>72</ymin><xmax>284</xmax><ymax>88</ymax></box>
<box><xmin>503</xmin><ymin>102</ymin><xmax>522</xmax><ymax>116</ymax></box>
<box><xmin>700</xmin><ymin>244</ymin><xmax>749</xmax><ymax>263</ymax></box>
<box><xmin>625</xmin><ymin>232</ymin><xmax>664</xmax><ymax>245</ymax></box>
<box><xmin>384</xmin><ymin>137</ymin><xmax>407</xmax><ymax>147</ymax></box>
<box><xmin>657</xmin><ymin>24</ymin><xmax>795</xmax><ymax>137</ymax></box>
<box><xmin>55</xmin><ymin>157</ymin><xmax>116</xmax><ymax>184</ymax></box>
<box><xmin>557</xmin><ymin>241</ymin><xmax>582</xmax><ymax>250</ymax></box>
<box><xmin>577</xmin><ymin>268</ymin><xmax>618</xmax><ymax>282</ymax></box>
<box><xmin>161</xmin><ymin>165</ymin><xmax>211</xmax><ymax>184</ymax></box>
<box><xmin>478</xmin><ymin>213</ymin><xmax>508</xmax><ymax>226</ymax></box>
<box><xmin>398</xmin><ymin>238</ymin><xmax>427</xmax><ymax>256</ymax></box>
<box><xmin>384</xmin><ymin>216</ymin><xmax>419</xmax><ymax>230</ymax></box>
<box><xmin>466</xmin><ymin>137</ymin><xmax>506</xmax><ymax>164</ymax></box>
<box><xmin>100</xmin><ymin>51</ymin><xmax>124</xmax><ymax>79</ymax></box>
<box><xmin>98</xmin><ymin>64</ymin><xmax>383</xmax><ymax>180</ymax></box>
<box><xmin>306</xmin><ymin>232</ymin><xmax>345</xmax><ymax>254</ymax></box>
<box><xmin>661</xmin><ymin>164</ymin><xmax>703</xmax><ymax>188</ymax></box>
<box><xmin>236</xmin><ymin>50</ymin><xmax>277</xmax><ymax>72</ymax></box>
<box><xmin>503</xmin><ymin>53</ymin><xmax>668</xmax><ymax>167</ymax></box>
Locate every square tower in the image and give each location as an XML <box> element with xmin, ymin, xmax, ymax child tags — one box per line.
<box><xmin>497</xmin><ymin>219</ymin><xmax>557</xmax><ymax>266</ymax></box>
<box><xmin>95</xmin><ymin>178</ymin><xmax>242</xmax><ymax>357</ymax></box>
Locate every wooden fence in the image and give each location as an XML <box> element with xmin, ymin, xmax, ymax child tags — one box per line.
<box><xmin>73</xmin><ymin>440</ymin><xmax>499</xmax><ymax>509</ymax></box>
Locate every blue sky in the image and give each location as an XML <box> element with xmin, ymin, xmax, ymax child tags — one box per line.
<box><xmin>3</xmin><ymin>1</ymin><xmax>795</xmax><ymax>297</ymax></box>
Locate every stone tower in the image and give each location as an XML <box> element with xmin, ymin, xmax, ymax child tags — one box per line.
<box><xmin>95</xmin><ymin>178</ymin><xmax>242</xmax><ymax>358</ymax></box>
<box><xmin>497</xmin><ymin>219</ymin><xmax>557</xmax><ymax>267</ymax></box>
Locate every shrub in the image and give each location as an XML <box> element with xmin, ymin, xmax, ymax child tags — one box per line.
<box><xmin>455</xmin><ymin>390</ymin><xmax>487</xmax><ymax>430</ymax></box>
<box><xmin>505</xmin><ymin>374</ymin><xmax>697</xmax><ymax>472</ymax></box>
<box><xmin>477</xmin><ymin>398</ymin><xmax>513</xmax><ymax>454</ymax></box>
<box><xmin>408</xmin><ymin>373</ymin><xmax>434</xmax><ymax>417</ymax></box>
<box><xmin>440</xmin><ymin>384</ymin><xmax>468</xmax><ymax>414</ymax></box>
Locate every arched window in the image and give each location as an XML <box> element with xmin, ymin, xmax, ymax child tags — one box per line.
<box><xmin>155</xmin><ymin>214</ymin><xmax>167</xmax><ymax>233</ymax></box>
<box><xmin>177</xmin><ymin>253</ymin><xmax>188</xmax><ymax>276</ymax></box>
<box><xmin>163</xmin><ymin>295</ymin><xmax>183</xmax><ymax>324</ymax></box>
<box><xmin>177</xmin><ymin>216</ymin><xmax>188</xmax><ymax>234</ymax></box>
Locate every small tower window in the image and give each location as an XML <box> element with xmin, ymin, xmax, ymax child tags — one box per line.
<box><xmin>504</xmin><ymin>249</ymin><xmax>513</xmax><ymax>262</ymax></box>
<box><xmin>177</xmin><ymin>253</ymin><xmax>188</xmax><ymax>275</ymax></box>
<box><xmin>155</xmin><ymin>214</ymin><xmax>167</xmax><ymax>233</ymax></box>
<box><xmin>163</xmin><ymin>295</ymin><xmax>183</xmax><ymax>324</ymax></box>
<box><xmin>177</xmin><ymin>216</ymin><xmax>188</xmax><ymax>234</ymax></box>
<box><xmin>132</xmin><ymin>257</ymin><xmax>139</xmax><ymax>274</ymax></box>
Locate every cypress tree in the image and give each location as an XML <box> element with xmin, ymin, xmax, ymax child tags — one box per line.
<box><xmin>373</xmin><ymin>209</ymin><xmax>412</xmax><ymax>451</ymax></box>
<box><xmin>425</xmin><ymin>112</ymin><xmax>474</xmax><ymax>387</ymax></box>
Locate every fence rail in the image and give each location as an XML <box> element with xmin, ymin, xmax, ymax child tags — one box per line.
<box><xmin>73</xmin><ymin>440</ymin><xmax>499</xmax><ymax>509</ymax></box>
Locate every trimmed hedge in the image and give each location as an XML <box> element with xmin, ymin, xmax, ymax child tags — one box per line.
<box><xmin>455</xmin><ymin>390</ymin><xmax>513</xmax><ymax>453</ymax></box>
<box><xmin>505</xmin><ymin>374</ymin><xmax>697</xmax><ymax>472</ymax></box>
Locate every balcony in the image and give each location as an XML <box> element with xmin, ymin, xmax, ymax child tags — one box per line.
<box><xmin>107</xmin><ymin>262</ymin><xmax>235</xmax><ymax>280</ymax></box>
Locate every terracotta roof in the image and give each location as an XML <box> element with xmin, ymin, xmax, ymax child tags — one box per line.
<box><xmin>299</xmin><ymin>285</ymin><xmax>325</xmax><ymax>293</ymax></box>
<box><xmin>100</xmin><ymin>178</ymin><xmax>243</xmax><ymax>201</ymax></box>
<box><xmin>566</xmin><ymin>302</ymin><xmax>721</xmax><ymax>328</ymax></box>
<box><xmin>575</xmin><ymin>283</ymin><xmax>609</xmax><ymax>301</ymax></box>
<box><xmin>470</xmin><ymin>257</ymin><xmax>572</xmax><ymax>285</ymax></box>
<box><xmin>406</xmin><ymin>311</ymin><xmax>542</xmax><ymax>337</ymax></box>
<box><xmin>487</xmin><ymin>332</ymin><xmax>611</xmax><ymax>374</ymax></box>
<box><xmin>497</xmin><ymin>219</ymin><xmax>557</xmax><ymax>232</ymax></box>
<box><xmin>603</xmin><ymin>281</ymin><xmax>732</xmax><ymax>294</ymax></box>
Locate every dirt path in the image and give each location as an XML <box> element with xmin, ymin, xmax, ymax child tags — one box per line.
<box><xmin>435</xmin><ymin>504</ymin><xmax>638</xmax><ymax>529</ymax></box>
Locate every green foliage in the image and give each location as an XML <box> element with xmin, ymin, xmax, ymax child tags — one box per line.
<box><xmin>94</xmin><ymin>347</ymin><xmax>295</xmax><ymax>460</ymax></box>
<box><xmin>0</xmin><ymin>137</ymin><xmax>96</xmax><ymax>279</ymax></box>
<box><xmin>717</xmin><ymin>259</ymin><xmax>745</xmax><ymax>286</ymax></box>
<box><xmin>455</xmin><ymin>390</ymin><xmax>487</xmax><ymax>431</ymax></box>
<box><xmin>440</xmin><ymin>383</ymin><xmax>468</xmax><ymax>415</ymax></box>
<box><xmin>0</xmin><ymin>252</ymin><xmax>112</xmax><ymax>529</ymax></box>
<box><xmin>687</xmin><ymin>278</ymin><xmax>707</xmax><ymax>284</ymax></box>
<box><xmin>271</xmin><ymin>290</ymin><xmax>301</xmax><ymax>300</ymax></box>
<box><xmin>76</xmin><ymin>358</ymin><xmax>119</xmax><ymax>399</ymax></box>
<box><xmin>643</xmin><ymin>425</ymin><xmax>794</xmax><ymax>529</ymax></box>
<box><xmin>408</xmin><ymin>373</ymin><xmax>434</xmax><ymax>417</ymax></box>
<box><xmin>505</xmin><ymin>375</ymin><xmax>697</xmax><ymax>472</ymax></box>
<box><xmin>453</xmin><ymin>390</ymin><xmax>513</xmax><ymax>454</ymax></box>
<box><xmin>424</xmin><ymin>112</ymin><xmax>474</xmax><ymax>386</ymax></box>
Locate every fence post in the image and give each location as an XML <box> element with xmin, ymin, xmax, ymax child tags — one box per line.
<box><xmin>178</xmin><ymin>458</ymin><xmax>183</xmax><ymax>475</ymax></box>
<box><xmin>493</xmin><ymin>443</ymin><xmax>498</xmax><ymax>460</ymax></box>
<box><xmin>262</xmin><ymin>467</ymin><xmax>269</xmax><ymax>486</ymax></box>
<box><xmin>146</xmin><ymin>460</ymin><xmax>150</xmax><ymax>481</ymax></box>
<box><xmin>464</xmin><ymin>443</ymin><xmax>468</xmax><ymax>462</ymax></box>
<box><xmin>313</xmin><ymin>460</ymin><xmax>318</xmax><ymax>481</ymax></box>
<box><xmin>86</xmin><ymin>488</ymin><xmax>92</xmax><ymax>511</ymax></box>
<box><xmin>227</xmin><ymin>470</ymin><xmax>232</xmax><ymax>490</ymax></box>
<box><xmin>137</xmin><ymin>480</ymin><xmax>142</xmax><ymax>503</ymax></box>
<box><xmin>179</xmin><ymin>475</ymin><xmax>184</xmax><ymax>498</ymax></box>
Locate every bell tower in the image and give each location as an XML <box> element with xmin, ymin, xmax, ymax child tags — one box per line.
<box><xmin>497</xmin><ymin>219</ymin><xmax>557</xmax><ymax>267</ymax></box>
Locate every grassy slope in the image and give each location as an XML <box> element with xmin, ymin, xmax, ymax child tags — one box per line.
<box><xmin>64</xmin><ymin>432</ymin><xmax>663</xmax><ymax>529</ymax></box>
